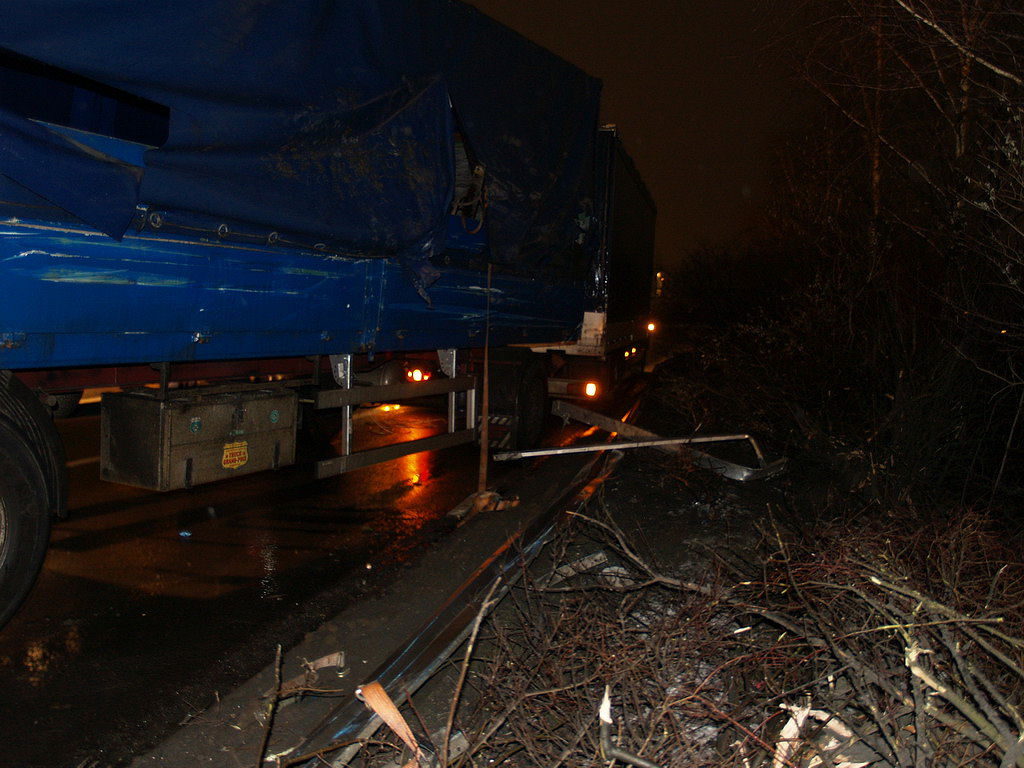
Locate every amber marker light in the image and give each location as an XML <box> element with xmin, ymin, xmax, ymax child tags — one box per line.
<box><xmin>647</xmin><ymin>321</ymin><xmax>656</xmax><ymax>332</ymax></box>
<box><xmin>585</xmin><ymin>381</ymin><xmax>599</xmax><ymax>398</ymax></box>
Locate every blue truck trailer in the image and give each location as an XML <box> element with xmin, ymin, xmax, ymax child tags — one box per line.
<box><xmin>0</xmin><ymin>0</ymin><xmax>655</xmax><ymax>626</ymax></box>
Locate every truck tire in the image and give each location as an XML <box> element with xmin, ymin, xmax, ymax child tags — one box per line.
<box><xmin>0</xmin><ymin>419</ymin><xmax>52</xmax><ymax>628</ymax></box>
<box><xmin>514</xmin><ymin>356</ymin><xmax>548</xmax><ymax>449</ymax></box>
<box><xmin>487</xmin><ymin>352</ymin><xmax>548</xmax><ymax>450</ymax></box>
<box><xmin>0</xmin><ymin>371</ymin><xmax>68</xmax><ymax>516</ymax></box>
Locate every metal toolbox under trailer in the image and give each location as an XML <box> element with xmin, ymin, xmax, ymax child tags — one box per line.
<box><xmin>100</xmin><ymin>388</ymin><xmax>298</xmax><ymax>491</ymax></box>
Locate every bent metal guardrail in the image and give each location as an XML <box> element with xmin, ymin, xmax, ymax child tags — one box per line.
<box><xmin>492</xmin><ymin>400</ymin><xmax>787</xmax><ymax>482</ymax></box>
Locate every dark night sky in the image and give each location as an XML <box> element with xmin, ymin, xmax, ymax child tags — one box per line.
<box><xmin>467</xmin><ymin>0</ymin><xmax>801</xmax><ymax>269</ymax></box>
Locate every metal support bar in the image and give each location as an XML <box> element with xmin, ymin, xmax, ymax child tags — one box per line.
<box><xmin>465</xmin><ymin>384</ymin><xmax>477</xmax><ymax>432</ymax></box>
<box><xmin>315</xmin><ymin>429</ymin><xmax>476</xmax><ymax>478</ymax></box>
<box><xmin>329</xmin><ymin>354</ymin><xmax>353</xmax><ymax>456</ymax></box>
<box><xmin>153</xmin><ymin>361</ymin><xmax>171</xmax><ymax>401</ymax></box>
<box><xmin>314</xmin><ymin>371</ymin><xmax>478</xmax><ymax>478</ymax></box>
<box><xmin>503</xmin><ymin>400</ymin><xmax>787</xmax><ymax>481</ymax></box>
<box><xmin>314</xmin><ymin>376</ymin><xmax>476</xmax><ymax>409</ymax></box>
<box><xmin>438</xmin><ymin>349</ymin><xmax>459</xmax><ymax>435</ymax></box>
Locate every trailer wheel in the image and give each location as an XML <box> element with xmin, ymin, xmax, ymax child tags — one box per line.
<box><xmin>0</xmin><ymin>372</ymin><xmax>68</xmax><ymax>515</ymax></box>
<box><xmin>514</xmin><ymin>357</ymin><xmax>548</xmax><ymax>449</ymax></box>
<box><xmin>487</xmin><ymin>353</ymin><xmax>548</xmax><ymax>450</ymax></box>
<box><xmin>0</xmin><ymin>419</ymin><xmax>52</xmax><ymax>628</ymax></box>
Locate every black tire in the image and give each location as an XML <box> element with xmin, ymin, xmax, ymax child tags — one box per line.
<box><xmin>513</xmin><ymin>356</ymin><xmax>548</xmax><ymax>449</ymax></box>
<box><xmin>0</xmin><ymin>418</ymin><xmax>52</xmax><ymax>629</ymax></box>
<box><xmin>0</xmin><ymin>371</ymin><xmax>67</xmax><ymax>515</ymax></box>
<box><xmin>486</xmin><ymin>352</ymin><xmax>548</xmax><ymax>450</ymax></box>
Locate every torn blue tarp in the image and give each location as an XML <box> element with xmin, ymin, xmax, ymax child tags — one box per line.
<box><xmin>0</xmin><ymin>0</ymin><xmax>600</xmax><ymax>268</ymax></box>
<box><xmin>0</xmin><ymin>107</ymin><xmax>141</xmax><ymax>238</ymax></box>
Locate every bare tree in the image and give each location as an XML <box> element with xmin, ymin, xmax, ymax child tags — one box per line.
<box><xmin>768</xmin><ymin>0</ymin><xmax>1024</xmax><ymax>497</ymax></box>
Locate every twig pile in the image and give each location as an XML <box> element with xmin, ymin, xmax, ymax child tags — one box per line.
<box><xmin>453</xmin><ymin>553</ymin><xmax>737</xmax><ymax>768</ymax></box>
<box><xmin>723</xmin><ymin>509</ymin><xmax>1024</xmax><ymax>768</ymax></box>
<box><xmin>434</xmin><ymin>504</ymin><xmax>1024</xmax><ymax>768</ymax></box>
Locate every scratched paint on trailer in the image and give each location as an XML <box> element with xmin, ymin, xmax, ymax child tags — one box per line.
<box><xmin>370</xmin><ymin>260</ymin><xmax>585</xmax><ymax>352</ymax></box>
<box><xmin>0</xmin><ymin>218</ymin><xmax>587</xmax><ymax>369</ymax></box>
<box><xmin>0</xmin><ymin>219</ymin><xmax>380</xmax><ymax>368</ymax></box>
<box><xmin>35</xmin><ymin>268</ymin><xmax>192</xmax><ymax>287</ymax></box>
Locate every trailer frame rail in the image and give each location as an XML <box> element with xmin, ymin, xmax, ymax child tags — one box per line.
<box><xmin>313</xmin><ymin>352</ymin><xmax>477</xmax><ymax>479</ymax></box>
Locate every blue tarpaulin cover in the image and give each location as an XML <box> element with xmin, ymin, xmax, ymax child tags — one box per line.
<box><xmin>0</xmin><ymin>0</ymin><xmax>600</xmax><ymax>267</ymax></box>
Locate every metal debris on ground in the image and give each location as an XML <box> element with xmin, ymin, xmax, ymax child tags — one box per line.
<box><xmin>446</xmin><ymin>490</ymin><xmax>520</xmax><ymax>525</ymax></box>
<box><xmin>493</xmin><ymin>400</ymin><xmax>788</xmax><ymax>481</ymax></box>
<box><xmin>271</xmin><ymin>652</ymin><xmax>347</xmax><ymax>701</ymax></box>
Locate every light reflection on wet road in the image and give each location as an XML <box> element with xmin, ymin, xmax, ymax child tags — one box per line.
<box><xmin>0</xmin><ymin>400</ymin><xmax>487</xmax><ymax>768</ymax></box>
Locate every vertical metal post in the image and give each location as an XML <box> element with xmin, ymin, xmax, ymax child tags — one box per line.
<box><xmin>478</xmin><ymin>265</ymin><xmax>492</xmax><ymax>493</ymax></box>
<box><xmin>330</xmin><ymin>354</ymin><xmax>353</xmax><ymax>457</ymax></box>
<box><xmin>438</xmin><ymin>349</ymin><xmax>458</xmax><ymax>434</ymax></box>
<box><xmin>156</xmin><ymin>361</ymin><xmax>171</xmax><ymax>401</ymax></box>
<box><xmin>465</xmin><ymin>386</ymin><xmax>477</xmax><ymax>432</ymax></box>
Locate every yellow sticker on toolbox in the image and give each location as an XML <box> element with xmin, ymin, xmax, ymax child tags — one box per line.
<box><xmin>222</xmin><ymin>440</ymin><xmax>249</xmax><ymax>469</ymax></box>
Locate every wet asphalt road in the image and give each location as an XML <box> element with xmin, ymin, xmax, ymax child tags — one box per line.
<box><xmin>0</xmin><ymin>400</ymin><xmax>488</xmax><ymax>768</ymax></box>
